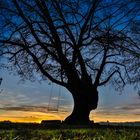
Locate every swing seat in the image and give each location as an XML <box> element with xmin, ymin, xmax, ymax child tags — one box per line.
<box><xmin>48</xmin><ymin>106</ymin><xmax>59</xmax><ymax>112</ymax></box>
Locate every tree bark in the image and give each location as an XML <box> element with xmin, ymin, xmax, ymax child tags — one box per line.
<box><xmin>64</xmin><ymin>84</ymin><xmax>98</xmax><ymax>125</ymax></box>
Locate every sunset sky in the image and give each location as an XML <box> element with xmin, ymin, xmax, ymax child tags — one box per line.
<box><xmin>0</xmin><ymin>69</ymin><xmax>140</xmax><ymax>123</ymax></box>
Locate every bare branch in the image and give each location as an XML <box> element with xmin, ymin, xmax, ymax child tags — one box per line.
<box><xmin>99</xmin><ymin>70</ymin><xmax>125</xmax><ymax>86</ymax></box>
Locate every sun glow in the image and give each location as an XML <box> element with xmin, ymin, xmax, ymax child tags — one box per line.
<box><xmin>0</xmin><ymin>110</ymin><xmax>139</xmax><ymax>123</ymax></box>
<box><xmin>0</xmin><ymin>110</ymin><xmax>70</xmax><ymax>123</ymax></box>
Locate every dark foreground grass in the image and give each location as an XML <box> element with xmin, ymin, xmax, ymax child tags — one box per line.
<box><xmin>0</xmin><ymin>128</ymin><xmax>139</xmax><ymax>140</ymax></box>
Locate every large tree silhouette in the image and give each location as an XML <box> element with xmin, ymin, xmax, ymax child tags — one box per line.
<box><xmin>0</xmin><ymin>0</ymin><xmax>140</xmax><ymax>124</ymax></box>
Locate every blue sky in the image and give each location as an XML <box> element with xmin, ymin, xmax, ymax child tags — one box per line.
<box><xmin>0</xmin><ymin>68</ymin><xmax>140</xmax><ymax>122</ymax></box>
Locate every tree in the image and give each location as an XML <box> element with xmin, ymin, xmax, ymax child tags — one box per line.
<box><xmin>0</xmin><ymin>0</ymin><xmax>139</xmax><ymax>124</ymax></box>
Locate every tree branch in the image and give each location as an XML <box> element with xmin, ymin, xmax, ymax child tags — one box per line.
<box><xmin>99</xmin><ymin>70</ymin><xmax>125</xmax><ymax>86</ymax></box>
<box><xmin>0</xmin><ymin>39</ymin><xmax>67</xmax><ymax>86</ymax></box>
<box><xmin>94</xmin><ymin>47</ymin><xmax>107</xmax><ymax>87</ymax></box>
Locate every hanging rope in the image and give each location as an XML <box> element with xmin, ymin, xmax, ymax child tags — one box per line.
<box><xmin>57</xmin><ymin>85</ymin><xmax>61</xmax><ymax>111</ymax></box>
<box><xmin>0</xmin><ymin>78</ymin><xmax>3</xmax><ymax>94</ymax></box>
<box><xmin>0</xmin><ymin>78</ymin><xmax>2</xmax><ymax>85</ymax></box>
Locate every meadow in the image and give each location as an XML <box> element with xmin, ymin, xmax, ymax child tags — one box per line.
<box><xmin>0</xmin><ymin>127</ymin><xmax>139</xmax><ymax>140</ymax></box>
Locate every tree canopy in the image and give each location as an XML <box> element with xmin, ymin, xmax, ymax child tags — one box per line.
<box><xmin>0</xmin><ymin>0</ymin><xmax>139</xmax><ymax>90</ymax></box>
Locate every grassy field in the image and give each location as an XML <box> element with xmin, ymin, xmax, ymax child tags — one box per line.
<box><xmin>0</xmin><ymin>128</ymin><xmax>139</xmax><ymax>140</ymax></box>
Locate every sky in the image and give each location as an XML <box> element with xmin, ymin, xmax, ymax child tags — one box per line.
<box><xmin>0</xmin><ymin>69</ymin><xmax>140</xmax><ymax>123</ymax></box>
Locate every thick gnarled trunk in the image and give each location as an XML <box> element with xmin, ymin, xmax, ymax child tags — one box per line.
<box><xmin>64</xmin><ymin>85</ymin><xmax>98</xmax><ymax>125</ymax></box>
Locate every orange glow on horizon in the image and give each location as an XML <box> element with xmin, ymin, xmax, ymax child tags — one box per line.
<box><xmin>0</xmin><ymin>110</ymin><xmax>139</xmax><ymax>123</ymax></box>
<box><xmin>0</xmin><ymin>110</ymin><xmax>69</xmax><ymax>123</ymax></box>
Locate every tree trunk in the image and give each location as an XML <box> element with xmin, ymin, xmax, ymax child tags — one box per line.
<box><xmin>64</xmin><ymin>84</ymin><xmax>98</xmax><ymax>125</ymax></box>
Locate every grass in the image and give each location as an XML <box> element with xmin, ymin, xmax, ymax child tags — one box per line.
<box><xmin>0</xmin><ymin>128</ymin><xmax>139</xmax><ymax>140</ymax></box>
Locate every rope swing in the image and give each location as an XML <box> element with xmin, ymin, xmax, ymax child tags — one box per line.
<box><xmin>48</xmin><ymin>83</ymin><xmax>61</xmax><ymax>112</ymax></box>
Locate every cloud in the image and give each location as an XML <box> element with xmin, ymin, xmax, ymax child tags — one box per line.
<box><xmin>90</xmin><ymin>102</ymin><xmax>140</xmax><ymax>122</ymax></box>
<box><xmin>95</xmin><ymin>102</ymin><xmax>140</xmax><ymax>117</ymax></box>
<box><xmin>51</xmin><ymin>96</ymin><xmax>65</xmax><ymax>101</ymax></box>
<box><xmin>0</xmin><ymin>90</ymin><xmax>32</xmax><ymax>108</ymax></box>
<box><xmin>115</xmin><ymin>103</ymin><xmax>140</xmax><ymax>110</ymax></box>
<box><xmin>0</xmin><ymin>105</ymin><xmax>48</xmax><ymax>113</ymax></box>
<box><xmin>1</xmin><ymin>98</ymin><xmax>139</xmax><ymax>117</ymax></box>
<box><xmin>0</xmin><ymin>104</ymin><xmax>69</xmax><ymax>114</ymax></box>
